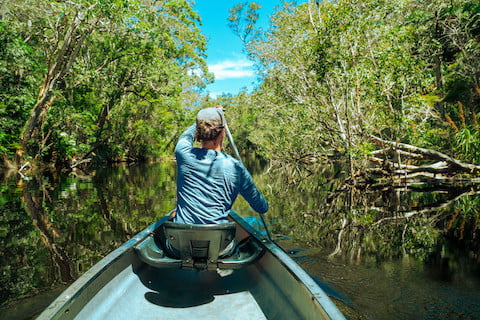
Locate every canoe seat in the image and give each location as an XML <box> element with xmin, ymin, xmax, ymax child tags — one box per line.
<box><xmin>163</xmin><ymin>221</ymin><xmax>236</xmax><ymax>270</ymax></box>
<box><xmin>135</xmin><ymin>221</ymin><xmax>263</xmax><ymax>270</ymax></box>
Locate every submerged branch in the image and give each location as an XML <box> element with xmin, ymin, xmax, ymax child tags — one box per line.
<box><xmin>372</xmin><ymin>188</ymin><xmax>480</xmax><ymax>226</ymax></box>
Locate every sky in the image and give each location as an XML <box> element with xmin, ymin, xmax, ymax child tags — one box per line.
<box><xmin>192</xmin><ymin>1</ymin><xmax>288</xmax><ymax>98</ymax></box>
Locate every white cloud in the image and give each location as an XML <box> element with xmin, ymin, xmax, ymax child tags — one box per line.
<box><xmin>207</xmin><ymin>91</ymin><xmax>223</xmax><ymax>98</ymax></box>
<box><xmin>209</xmin><ymin>59</ymin><xmax>255</xmax><ymax>80</ymax></box>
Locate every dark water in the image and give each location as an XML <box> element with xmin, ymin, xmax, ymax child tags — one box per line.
<box><xmin>1</xmin><ymin>161</ymin><xmax>480</xmax><ymax>319</ymax></box>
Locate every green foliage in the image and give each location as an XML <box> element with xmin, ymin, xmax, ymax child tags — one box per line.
<box><xmin>227</xmin><ymin>0</ymin><xmax>437</xmax><ymax>167</ymax></box>
<box><xmin>409</xmin><ymin>0</ymin><xmax>480</xmax><ymax>157</ymax></box>
<box><xmin>455</xmin><ymin>127</ymin><xmax>480</xmax><ymax>163</ymax></box>
<box><xmin>225</xmin><ymin>0</ymin><xmax>480</xmax><ymax>171</ymax></box>
<box><xmin>1</xmin><ymin>0</ymin><xmax>478</xmax><ymax>169</ymax></box>
<box><xmin>227</xmin><ymin>2</ymin><xmax>262</xmax><ymax>42</ymax></box>
<box><xmin>1</xmin><ymin>0</ymin><xmax>211</xmax><ymax>165</ymax></box>
<box><xmin>0</xmin><ymin>21</ymin><xmax>41</xmax><ymax>157</ymax></box>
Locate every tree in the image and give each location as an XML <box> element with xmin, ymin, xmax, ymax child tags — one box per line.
<box><xmin>2</xmin><ymin>0</ymin><xmax>211</xmax><ymax>164</ymax></box>
<box><xmin>228</xmin><ymin>0</ymin><xmax>434</xmax><ymax>176</ymax></box>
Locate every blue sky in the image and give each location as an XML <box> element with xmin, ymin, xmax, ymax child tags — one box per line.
<box><xmin>193</xmin><ymin>1</ymin><xmax>288</xmax><ymax>97</ymax></box>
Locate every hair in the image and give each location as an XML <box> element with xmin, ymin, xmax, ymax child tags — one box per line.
<box><xmin>195</xmin><ymin>120</ymin><xmax>223</xmax><ymax>142</ymax></box>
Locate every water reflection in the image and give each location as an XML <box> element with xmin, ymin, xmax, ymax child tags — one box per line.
<box><xmin>257</xmin><ymin>163</ymin><xmax>480</xmax><ymax>319</ymax></box>
<box><xmin>0</xmin><ymin>162</ymin><xmax>178</xmax><ymax>317</ymax></box>
<box><xmin>257</xmin><ymin>164</ymin><xmax>480</xmax><ymax>264</ymax></box>
<box><xmin>22</xmin><ymin>181</ymin><xmax>76</xmax><ymax>282</ymax></box>
<box><xmin>1</xmin><ymin>160</ymin><xmax>480</xmax><ymax>319</ymax></box>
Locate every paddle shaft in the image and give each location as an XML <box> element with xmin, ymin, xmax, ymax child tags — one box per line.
<box><xmin>224</xmin><ymin>122</ymin><xmax>273</xmax><ymax>241</ymax></box>
<box><xmin>224</xmin><ymin>122</ymin><xmax>242</xmax><ymax>162</ymax></box>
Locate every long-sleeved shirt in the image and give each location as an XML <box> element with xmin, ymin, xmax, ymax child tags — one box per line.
<box><xmin>174</xmin><ymin>124</ymin><xmax>268</xmax><ymax>224</ymax></box>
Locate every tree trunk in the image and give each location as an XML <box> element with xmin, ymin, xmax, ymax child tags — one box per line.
<box><xmin>434</xmin><ymin>54</ymin><xmax>443</xmax><ymax>89</ymax></box>
<box><xmin>21</xmin><ymin>92</ymin><xmax>55</xmax><ymax>150</ymax></box>
<box><xmin>20</xmin><ymin>13</ymin><xmax>91</xmax><ymax>156</ymax></box>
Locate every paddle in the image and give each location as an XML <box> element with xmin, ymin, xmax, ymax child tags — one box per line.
<box><xmin>223</xmin><ymin>118</ymin><xmax>273</xmax><ymax>242</ymax></box>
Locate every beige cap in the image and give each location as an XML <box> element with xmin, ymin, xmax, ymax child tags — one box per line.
<box><xmin>196</xmin><ymin>107</ymin><xmax>226</xmax><ymax>128</ymax></box>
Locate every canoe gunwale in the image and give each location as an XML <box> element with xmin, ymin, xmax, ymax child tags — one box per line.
<box><xmin>37</xmin><ymin>215</ymin><xmax>171</xmax><ymax>320</ymax></box>
<box><xmin>229</xmin><ymin>212</ymin><xmax>346</xmax><ymax>320</ymax></box>
<box><xmin>38</xmin><ymin>212</ymin><xmax>345</xmax><ymax>320</ymax></box>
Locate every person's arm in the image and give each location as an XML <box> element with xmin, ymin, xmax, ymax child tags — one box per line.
<box><xmin>175</xmin><ymin>124</ymin><xmax>196</xmax><ymax>155</ymax></box>
<box><xmin>238</xmin><ymin>165</ymin><xmax>269</xmax><ymax>214</ymax></box>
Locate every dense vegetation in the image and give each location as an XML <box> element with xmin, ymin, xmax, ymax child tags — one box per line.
<box><xmin>1</xmin><ymin>0</ymin><xmax>479</xmax><ymax>175</ymax></box>
<box><xmin>224</xmin><ymin>0</ymin><xmax>480</xmax><ymax>176</ymax></box>
<box><xmin>1</xmin><ymin>0</ymin><xmax>210</xmax><ymax>167</ymax></box>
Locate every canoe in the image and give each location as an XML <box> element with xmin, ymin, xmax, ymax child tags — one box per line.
<box><xmin>38</xmin><ymin>211</ymin><xmax>345</xmax><ymax>320</ymax></box>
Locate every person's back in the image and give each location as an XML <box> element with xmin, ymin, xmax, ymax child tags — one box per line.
<box><xmin>174</xmin><ymin>107</ymin><xmax>268</xmax><ymax>224</ymax></box>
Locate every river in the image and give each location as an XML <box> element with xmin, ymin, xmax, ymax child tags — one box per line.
<box><xmin>1</xmin><ymin>160</ymin><xmax>480</xmax><ymax>319</ymax></box>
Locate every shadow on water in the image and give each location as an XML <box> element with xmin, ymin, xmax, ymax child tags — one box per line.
<box><xmin>2</xmin><ymin>160</ymin><xmax>480</xmax><ymax>319</ymax></box>
<box><xmin>310</xmin><ymin>276</ymin><xmax>353</xmax><ymax>307</ymax></box>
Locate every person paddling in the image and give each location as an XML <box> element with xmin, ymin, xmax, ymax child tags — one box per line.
<box><xmin>173</xmin><ymin>106</ymin><xmax>268</xmax><ymax>224</ymax></box>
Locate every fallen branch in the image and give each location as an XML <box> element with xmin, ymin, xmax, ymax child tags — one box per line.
<box><xmin>369</xmin><ymin>156</ymin><xmax>417</xmax><ymax>170</ymax></box>
<box><xmin>370</xmin><ymin>135</ymin><xmax>480</xmax><ymax>175</ymax></box>
<box><xmin>18</xmin><ymin>161</ymin><xmax>30</xmax><ymax>179</ymax></box>
<box><xmin>19</xmin><ymin>161</ymin><xmax>30</xmax><ymax>172</ymax></box>
<box><xmin>370</xmin><ymin>148</ymin><xmax>424</xmax><ymax>160</ymax></box>
<box><xmin>71</xmin><ymin>158</ymin><xmax>91</xmax><ymax>169</ymax></box>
